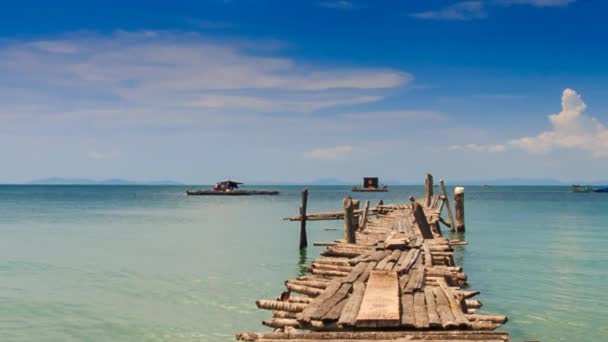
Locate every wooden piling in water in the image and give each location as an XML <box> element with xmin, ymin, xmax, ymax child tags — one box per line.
<box><xmin>425</xmin><ymin>174</ymin><xmax>434</xmax><ymax>207</ymax></box>
<box><xmin>343</xmin><ymin>197</ymin><xmax>356</xmax><ymax>244</ymax></box>
<box><xmin>439</xmin><ymin>180</ymin><xmax>457</xmax><ymax>232</ymax></box>
<box><xmin>352</xmin><ymin>200</ymin><xmax>360</xmax><ymax>229</ymax></box>
<box><xmin>454</xmin><ymin>187</ymin><xmax>465</xmax><ymax>232</ymax></box>
<box><xmin>300</xmin><ymin>189</ymin><xmax>308</xmax><ymax>249</ymax></box>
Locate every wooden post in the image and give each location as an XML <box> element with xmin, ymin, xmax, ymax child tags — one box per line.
<box><xmin>439</xmin><ymin>180</ymin><xmax>456</xmax><ymax>232</ymax></box>
<box><xmin>424</xmin><ymin>173</ymin><xmax>434</xmax><ymax>207</ymax></box>
<box><xmin>299</xmin><ymin>189</ymin><xmax>308</xmax><ymax>249</ymax></box>
<box><xmin>352</xmin><ymin>200</ymin><xmax>360</xmax><ymax>229</ymax></box>
<box><xmin>409</xmin><ymin>196</ymin><xmax>434</xmax><ymax>239</ymax></box>
<box><xmin>343</xmin><ymin>197</ymin><xmax>356</xmax><ymax>244</ymax></box>
<box><xmin>376</xmin><ymin>200</ymin><xmax>384</xmax><ymax>217</ymax></box>
<box><xmin>359</xmin><ymin>200</ymin><xmax>370</xmax><ymax>230</ymax></box>
<box><xmin>454</xmin><ymin>187</ymin><xmax>465</xmax><ymax>232</ymax></box>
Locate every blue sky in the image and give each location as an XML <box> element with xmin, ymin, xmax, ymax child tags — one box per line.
<box><xmin>1</xmin><ymin>0</ymin><xmax>607</xmax><ymax>183</ymax></box>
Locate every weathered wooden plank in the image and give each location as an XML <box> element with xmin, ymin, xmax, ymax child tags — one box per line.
<box><xmin>432</xmin><ymin>286</ymin><xmax>458</xmax><ymax>329</ymax></box>
<box><xmin>423</xmin><ymin>287</ymin><xmax>442</xmax><ymax>328</ymax></box>
<box><xmin>413</xmin><ymin>291</ymin><xmax>430</xmax><ymax>329</ymax></box>
<box><xmin>400</xmin><ymin>293</ymin><xmax>415</xmax><ymax>328</ymax></box>
<box><xmin>312</xmin><ymin>283</ymin><xmax>352</xmax><ymax>320</ymax></box>
<box><xmin>337</xmin><ymin>281</ymin><xmax>365</xmax><ymax>327</ymax></box>
<box><xmin>297</xmin><ymin>279</ymin><xmax>342</xmax><ymax>323</ymax></box>
<box><xmin>343</xmin><ymin>262</ymin><xmax>369</xmax><ymax>283</ymax></box>
<box><xmin>355</xmin><ymin>270</ymin><xmax>400</xmax><ymax>327</ymax></box>
<box><xmin>423</xmin><ymin>243</ymin><xmax>433</xmax><ymax>266</ymax></box>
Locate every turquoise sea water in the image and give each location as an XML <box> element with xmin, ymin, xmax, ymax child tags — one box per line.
<box><xmin>0</xmin><ymin>185</ymin><xmax>606</xmax><ymax>341</ymax></box>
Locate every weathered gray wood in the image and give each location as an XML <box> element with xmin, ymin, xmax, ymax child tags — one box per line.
<box><xmin>343</xmin><ymin>197</ymin><xmax>356</xmax><ymax>243</ymax></box>
<box><xmin>343</xmin><ymin>262</ymin><xmax>369</xmax><ymax>283</ymax></box>
<box><xmin>413</xmin><ymin>291</ymin><xmax>430</xmax><ymax>328</ymax></box>
<box><xmin>432</xmin><ymin>286</ymin><xmax>457</xmax><ymax>329</ymax></box>
<box><xmin>337</xmin><ymin>281</ymin><xmax>366</xmax><ymax>327</ymax></box>
<box><xmin>300</xmin><ymin>189</ymin><xmax>308</xmax><ymax>249</ymax></box>
<box><xmin>360</xmin><ymin>200</ymin><xmax>370</xmax><ymax>230</ymax></box>
<box><xmin>454</xmin><ymin>186</ymin><xmax>465</xmax><ymax>232</ymax></box>
<box><xmin>424</xmin><ymin>173</ymin><xmax>433</xmax><ymax>207</ymax></box>
<box><xmin>423</xmin><ymin>243</ymin><xmax>433</xmax><ymax>267</ymax></box>
<box><xmin>439</xmin><ymin>179</ymin><xmax>456</xmax><ymax>232</ymax></box>
<box><xmin>297</xmin><ymin>279</ymin><xmax>342</xmax><ymax>323</ymax></box>
<box><xmin>409</xmin><ymin>199</ymin><xmax>434</xmax><ymax>239</ymax></box>
<box><xmin>423</xmin><ymin>287</ymin><xmax>442</xmax><ymax>328</ymax></box>
<box><xmin>400</xmin><ymin>293</ymin><xmax>415</xmax><ymax>328</ymax></box>
<box><xmin>312</xmin><ymin>283</ymin><xmax>353</xmax><ymax>320</ymax></box>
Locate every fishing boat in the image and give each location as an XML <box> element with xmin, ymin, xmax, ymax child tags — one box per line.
<box><xmin>572</xmin><ymin>185</ymin><xmax>592</xmax><ymax>193</ymax></box>
<box><xmin>186</xmin><ymin>180</ymin><xmax>279</xmax><ymax>196</ymax></box>
<box><xmin>352</xmin><ymin>177</ymin><xmax>388</xmax><ymax>192</ymax></box>
<box><xmin>592</xmin><ymin>187</ymin><xmax>608</xmax><ymax>193</ymax></box>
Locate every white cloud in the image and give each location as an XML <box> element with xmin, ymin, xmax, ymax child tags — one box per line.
<box><xmin>453</xmin><ymin>89</ymin><xmax>608</xmax><ymax>158</ymax></box>
<box><xmin>304</xmin><ymin>145</ymin><xmax>354</xmax><ymax>160</ymax></box>
<box><xmin>411</xmin><ymin>1</ymin><xmax>487</xmax><ymax>21</ymax></box>
<box><xmin>494</xmin><ymin>0</ymin><xmax>575</xmax><ymax>7</ymax></box>
<box><xmin>0</xmin><ymin>31</ymin><xmax>410</xmax><ymax>130</ymax></box>
<box><xmin>450</xmin><ymin>143</ymin><xmax>508</xmax><ymax>153</ymax></box>
<box><xmin>319</xmin><ymin>1</ymin><xmax>354</xmax><ymax>9</ymax></box>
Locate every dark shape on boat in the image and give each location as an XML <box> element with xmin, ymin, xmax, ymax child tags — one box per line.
<box><xmin>572</xmin><ymin>185</ymin><xmax>592</xmax><ymax>193</ymax></box>
<box><xmin>352</xmin><ymin>177</ymin><xmax>388</xmax><ymax>192</ymax></box>
<box><xmin>593</xmin><ymin>187</ymin><xmax>608</xmax><ymax>193</ymax></box>
<box><xmin>186</xmin><ymin>180</ymin><xmax>279</xmax><ymax>196</ymax></box>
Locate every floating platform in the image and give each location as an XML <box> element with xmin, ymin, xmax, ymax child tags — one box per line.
<box><xmin>186</xmin><ymin>189</ymin><xmax>279</xmax><ymax>196</ymax></box>
<box><xmin>352</xmin><ymin>186</ymin><xmax>389</xmax><ymax>192</ymax></box>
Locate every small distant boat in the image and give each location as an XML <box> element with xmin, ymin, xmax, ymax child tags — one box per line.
<box><xmin>572</xmin><ymin>185</ymin><xmax>592</xmax><ymax>193</ymax></box>
<box><xmin>592</xmin><ymin>187</ymin><xmax>608</xmax><ymax>193</ymax></box>
<box><xmin>352</xmin><ymin>177</ymin><xmax>389</xmax><ymax>192</ymax></box>
<box><xmin>483</xmin><ymin>184</ymin><xmax>492</xmax><ymax>188</ymax></box>
<box><xmin>186</xmin><ymin>180</ymin><xmax>279</xmax><ymax>196</ymax></box>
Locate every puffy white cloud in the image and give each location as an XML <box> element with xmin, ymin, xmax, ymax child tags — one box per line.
<box><xmin>454</xmin><ymin>89</ymin><xmax>608</xmax><ymax>158</ymax></box>
<box><xmin>303</xmin><ymin>145</ymin><xmax>354</xmax><ymax>160</ymax></box>
<box><xmin>510</xmin><ymin>89</ymin><xmax>608</xmax><ymax>157</ymax></box>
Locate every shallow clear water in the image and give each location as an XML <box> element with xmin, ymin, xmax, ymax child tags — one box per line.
<box><xmin>0</xmin><ymin>185</ymin><xmax>606</xmax><ymax>341</ymax></box>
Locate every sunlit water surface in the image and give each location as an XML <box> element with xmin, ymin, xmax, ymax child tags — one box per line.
<box><xmin>0</xmin><ymin>185</ymin><xmax>606</xmax><ymax>341</ymax></box>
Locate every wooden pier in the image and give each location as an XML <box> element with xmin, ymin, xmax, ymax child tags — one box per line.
<box><xmin>237</xmin><ymin>175</ymin><xmax>509</xmax><ymax>342</ymax></box>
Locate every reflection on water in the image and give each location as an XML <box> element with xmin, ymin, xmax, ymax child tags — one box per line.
<box><xmin>298</xmin><ymin>247</ymin><xmax>309</xmax><ymax>277</ymax></box>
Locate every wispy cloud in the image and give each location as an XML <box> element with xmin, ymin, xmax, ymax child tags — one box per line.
<box><xmin>493</xmin><ymin>0</ymin><xmax>575</xmax><ymax>7</ymax></box>
<box><xmin>413</xmin><ymin>0</ymin><xmax>575</xmax><ymax>21</ymax></box>
<box><xmin>319</xmin><ymin>1</ymin><xmax>355</xmax><ymax>10</ymax></box>
<box><xmin>451</xmin><ymin>89</ymin><xmax>608</xmax><ymax>158</ymax></box>
<box><xmin>411</xmin><ymin>1</ymin><xmax>487</xmax><ymax>21</ymax></box>
<box><xmin>0</xmin><ymin>31</ymin><xmax>411</xmax><ymax>132</ymax></box>
<box><xmin>304</xmin><ymin>145</ymin><xmax>354</xmax><ymax>160</ymax></box>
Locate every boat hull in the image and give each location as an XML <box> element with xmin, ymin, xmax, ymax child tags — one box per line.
<box><xmin>592</xmin><ymin>188</ymin><xmax>608</xmax><ymax>193</ymax></box>
<box><xmin>186</xmin><ymin>190</ymin><xmax>279</xmax><ymax>196</ymax></box>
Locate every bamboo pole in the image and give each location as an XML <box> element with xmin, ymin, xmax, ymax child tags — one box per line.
<box><xmin>439</xmin><ymin>179</ymin><xmax>456</xmax><ymax>232</ymax></box>
<box><xmin>425</xmin><ymin>173</ymin><xmax>434</xmax><ymax>207</ymax></box>
<box><xmin>343</xmin><ymin>197</ymin><xmax>356</xmax><ymax>243</ymax></box>
<box><xmin>454</xmin><ymin>186</ymin><xmax>465</xmax><ymax>232</ymax></box>
<box><xmin>299</xmin><ymin>188</ymin><xmax>308</xmax><ymax>249</ymax></box>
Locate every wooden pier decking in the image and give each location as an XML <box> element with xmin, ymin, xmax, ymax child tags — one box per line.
<box><xmin>237</xmin><ymin>176</ymin><xmax>509</xmax><ymax>342</ymax></box>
